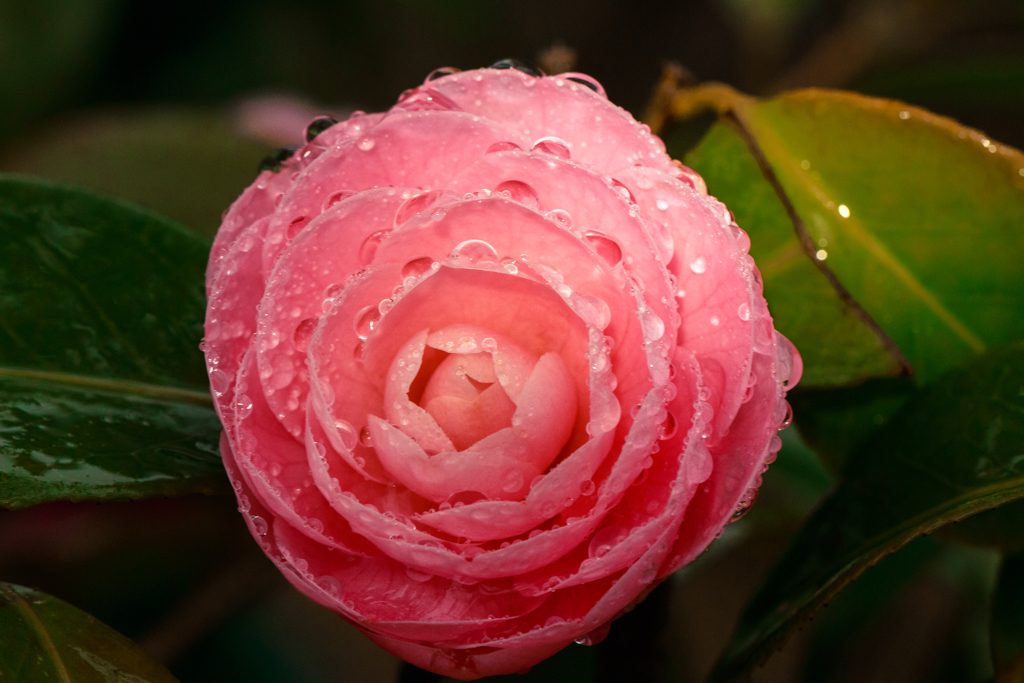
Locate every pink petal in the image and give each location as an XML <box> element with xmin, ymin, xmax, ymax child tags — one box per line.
<box><xmin>255</xmin><ymin>188</ymin><xmax>413</xmax><ymax>441</ymax></box>
<box><xmin>425</xmin><ymin>69</ymin><xmax>673</xmax><ymax>175</ymax></box>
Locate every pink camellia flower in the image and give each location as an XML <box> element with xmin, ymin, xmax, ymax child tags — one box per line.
<box><xmin>203</xmin><ymin>63</ymin><xmax>800</xmax><ymax>679</ymax></box>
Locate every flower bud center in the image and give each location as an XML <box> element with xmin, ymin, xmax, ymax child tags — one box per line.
<box><xmin>418</xmin><ymin>352</ymin><xmax>516</xmax><ymax>450</ymax></box>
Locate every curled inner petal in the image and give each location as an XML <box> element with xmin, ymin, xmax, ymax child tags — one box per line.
<box><xmin>373</xmin><ymin>323</ymin><xmax>577</xmax><ymax>503</ymax></box>
<box><xmin>421</xmin><ymin>352</ymin><xmax>517</xmax><ymax>450</ymax></box>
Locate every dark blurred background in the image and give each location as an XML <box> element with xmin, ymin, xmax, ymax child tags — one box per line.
<box><xmin>2</xmin><ymin>0</ymin><xmax>1023</xmax><ymax>236</ymax></box>
<box><xmin>1</xmin><ymin>1</ymin><xmax>1022</xmax><ymax>681</ymax></box>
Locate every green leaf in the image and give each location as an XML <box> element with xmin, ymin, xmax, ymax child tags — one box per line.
<box><xmin>992</xmin><ymin>553</ymin><xmax>1024</xmax><ymax>682</ymax></box>
<box><xmin>684</xmin><ymin>89</ymin><xmax>1024</xmax><ymax>388</ymax></box>
<box><xmin>943</xmin><ymin>499</ymin><xmax>1024</xmax><ymax>554</ymax></box>
<box><xmin>684</xmin><ymin>117</ymin><xmax>906</xmax><ymax>388</ymax></box>
<box><xmin>0</xmin><ymin>175</ymin><xmax>227</xmax><ymax>509</ymax></box>
<box><xmin>787</xmin><ymin>376</ymin><xmax>915</xmax><ymax>473</ymax></box>
<box><xmin>0</xmin><ymin>108</ymin><xmax>270</xmax><ymax>237</ymax></box>
<box><xmin>0</xmin><ymin>582</ymin><xmax>179</xmax><ymax>682</ymax></box>
<box><xmin>709</xmin><ymin>343</ymin><xmax>1024</xmax><ymax>682</ymax></box>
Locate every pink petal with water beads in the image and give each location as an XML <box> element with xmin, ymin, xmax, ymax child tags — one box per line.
<box><xmin>624</xmin><ymin>167</ymin><xmax>757</xmax><ymax>446</ymax></box>
<box><xmin>364</xmin><ymin>631</ymin><xmax>572</xmax><ymax>682</ymax></box>
<box><xmin>401</xmin><ymin>319</ymin><xmax>618</xmax><ymax>541</ymax></box>
<box><xmin>230</xmin><ymin>349</ymin><xmax>376</xmax><ymax>556</ymax></box>
<box><xmin>446</xmin><ymin>154</ymin><xmax>677</xmax><ymax>403</ymax></box>
<box><xmin>508</xmin><ymin>353</ymin><xmax>709</xmax><ymax>596</ymax></box>
<box><xmin>474</xmin><ymin>518</ymin><xmax>683</xmax><ymax>652</ymax></box>
<box><xmin>261</xmin><ymin>110</ymin><xmax>527</xmax><ymax>275</ymax></box>
<box><xmin>305</xmin><ymin>266</ymin><xmax>405</xmax><ymax>484</ymax></box>
<box><xmin>381</xmin><ymin>330</ymin><xmax>457</xmax><ymax>456</ymax></box>
<box><xmin>448</xmin><ymin>150</ymin><xmax>677</xmax><ymax>332</ymax></box>
<box><xmin>305</xmin><ymin>269</ymin><xmax>653</xmax><ymax>580</ymax></box>
<box><xmin>272</xmin><ymin>516</ymin><xmax>550</xmax><ymax>644</ymax></box>
<box><xmin>305</xmin><ymin>400</ymin><xmax>442</xmax><ymax>547</ymax></box>
<box><xmin>426</xmin><ymin>326</ymin><xmax>539</xmax><ymax>405</ymax></box>
<box><xmin>364</xmin><ymin>197</ymin><xmax>647</xmax><ymax>439</ymax></box>
<box><xmin>357</xmin><ymin>264</ymin><xmax>594</xmax><ymax>442</ymax></box>
<box><xmin>425</xmin><ymin>69</ymin><xmax>672</xmax><ymax>175</ymax></box>
<box><xmin>371</xmin><ymin>347</ymin><xmax>575</xmax><ymax>503</ymax></box>
<box><xmin>209</xmin><ymin>112</ymin><xmax>366</xmax><ymax>290</ymax></box>
<box><xmin>254</xmin><ymin>188</ymin><xmax>412</xmax><ymax>441</ymax></box>
<box><xmin>207</xmin><ymin>165</ymin><xmax>293</xmax><ymax>293</ymax></box>
<box><xmin>660</xmin><ymin>332</ymin><xmax>795</xmax><ymax>576</ymax></box>
<box><xmin>345</xmin><ymin>344</ymin><xmax>670</xmax><ymax>582</ymax></box>
<box><xmin>204</xmin><ymin>217</ymin><xmax>270</xmax><ymax>424</ymax></box>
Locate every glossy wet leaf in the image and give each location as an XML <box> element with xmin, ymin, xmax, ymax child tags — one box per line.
<box><xmin>0</xmin><ymin>175</ymin><xmax>227</xmax><ymax>509</ymax></box>
<box><xmin>0</xmin><ymin>582</ymin><xmax>179</xmax><ymax>682</ymax></box>
<box><xmin>710</xmin><ymin>343</ymin><xmax>1024</xmax><ymax>682</ymax></box>
<box><xmin>992</xmin><ymin>553</ymin><xmax>1024</xmax><ymax>682</ymax></box>
<box><xmin>684</xmin><ymin>120</ymin><xmax>904</xmax><ymax>387</ymax></box>
<box><xmin>684</xmin><ymin>89</ymin><xmax>1024</xmax><ymax>388</ymax></box>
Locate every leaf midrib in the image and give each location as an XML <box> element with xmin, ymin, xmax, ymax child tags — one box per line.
<box><xmin>1</xmin><ymin>585</ymin><xmax>72</xmax><ymax>683</ymax></box>
<box><xmin>0</xmin><ymin>367</ymin><xmax>214</xmax><ymax>407</ymax></box>
<box><xmin>738</xmin><ymin>100</ymin><xmax>987</xmax><ymax>355</ymax></box>
<box><xmin>722</xmin><ymin>475</ymin><xmax>1024</xmax><ymax>674</ymax></box>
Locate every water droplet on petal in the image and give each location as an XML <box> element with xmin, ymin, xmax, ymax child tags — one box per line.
<box><xmin>481</xmin><ymin>337</ymin><xmax>498</xmax><ymax>352</ymax></box>
<box><xmin>778</xmin><ymin>400</ymin><xmax>793</xmax><ymax>430</ymax></box>
<box><xmin>286</xmin><ymin>216</ymin><xmax>308</xmax><ymax>240</ymax></box>
<box><xmin>359</xmin><ymin>229</ymin><xmax>391</xmax><ymax>264</ymax></box>
<box><xmin>305</xmin><ymin>116</ymin><xmax>339</xmax><ymax>142</ymax></box>
<box><xmin>335</xmin><ymin>419</ymin><xmax>358</xmax><ymax>451</ymax></box>
<box><xmin>689</xmin><ymin>256</ymin><xmax>707</xmax><ymax>274</ymax></box>
<box><xmin>577</xmin><ymin>294</ymin><xmax>612</xmax><ymax>330</ymax></box>
<box><xmin>209</xmin><ymin>369</ymin><xmax>229</xmax><ymax>396</ymax></box>
<box><xmin>355</xmin><ymin>306</ymin><xmax>381</xmax><ymax>339</ymax></box>
<box><xmin>489</xmin><ymin>58</ymin><xmax>543</xmax><ymax>77</ymax></box>
<box><xmin>324</xmin><ymin>190</ymin><xmax>353</xmax><ymax>211</ymax></box>
<box><xmin>395</xmin><ymin>190</ymin><xmax>443</xmax><ymax>226</ymax></box>
<box><xmin>579</xmin><ymin>479</ymin><xmax>596</xmax><ymax>496</ymax></box>
<box><xmin>486</xmin><ymin>141</ymin><xmax>523</xmax><ymax>154</ymax></box>
<box><xmin>660</xmin><ymin>412</ymin><xmax>677</xmax><ymax>440</ymax></box>
<box><xmin>610</xmin><ymin>179</ymin><xmax>636</xmax><ymax>204</ymax></box>
<box><xmin>252</xmin><ymin>516</ymin><xmax>268</xmax><ymax>537</ymax></box>
<box><xmin>737</xmin><ymin>303</ymin><xmax>751</xmax><ymax>321</ymax></box>
<box><xmin>584</xmin><ymin>231</ymin><xmax>623</xmax><ymax>267</ymax></box>
<box><xmin>451</xmin><ymin>239</ymin><xmax>499</xmax><ymax>264</ymax></box>
<box><xmin>396</xmin><ymin>87</ymin><xmax>460</xmax><ymax>112</ymax></box>
<box><xmin>293</xmin><ymin>317</ymin><xmax>318</xmax><ymax>352</ymax></box>
<box><xmin>502</xmin><ymin>471</ymin><xmax>524</xmax><ymax>493</ymax></box>
<box><xmin>495</xmin><ymin>180</ymin><xmax>538</xmax><ymax>207</ymax></box>
<box><xmin>548</xmin><ymin>209</ymin><xmax>572</xmax><ymax>228</ymax></box>
<box><xmin>357</xmin><ymin>137</ymin><xmax>375</xmax><ymax>151</ymax></box>
<box><xmin>401</xmin><ymin>257</ymin><xmax>434</xmax><ymax>280</ymax></box>
<box><xmin>640</xmin><ymin>309</ymin><xmax>665</xmax><ymax>341</ymax></box>
<box><xmin>668</xmin><ymin>161</ymin><xmax>707</xmax><ymax>194</ymax></box>
<box><xmin>236</xmin><ymin>394</ymin><xmax>254</xmax><ymax>420</ymax></box>
<box><xmin>564</xmin><ymin>75</ymin><xmax>603</xmax><ymax>94</ymax></box>
<box><xmin>656</xmin><ymin>199</ymin><xmax>669</xmax><ymax>211</ymax></box>
<box><xmin>531</xmin><ymin>137</ymin><xmax>571</xmax><ymax>159</ymax></box>
<box><xmin>425</xmin><ymin>66</ymin><xmax>461</xmax><ymax>82</ymax></box>
<box><xmin>588</xmin><ymin>525</ymin><xmax>626</xmax><ymax>559</ymax></box>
